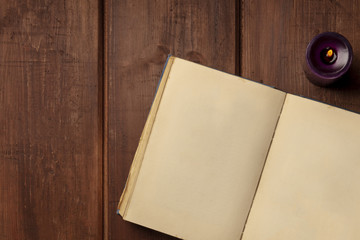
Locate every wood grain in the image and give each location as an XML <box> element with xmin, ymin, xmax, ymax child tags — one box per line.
<box><xmin>105</xmin><ymin>0</ymin><xmax>236</xmax><ymax>239</ymax></box>
<box><xmin>3</xmin><ymin>1</ymin><xmax>360</xmax><ymax>239</ymax></box>
<box><xmin>0</xmin><ymin>1</ymin><xmax>102</xmax><ymax>239</ymax></box>
<box><xmin>241</xmin><ymin>0</ymin><xmax>360</xmax><ymax>112</ymax></box>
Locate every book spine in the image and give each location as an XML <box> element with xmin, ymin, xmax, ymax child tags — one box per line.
<box><xmin>117</xmin><ymin>56</ymin><xmax>175</xmax><ymax>217</ymax></box>
<box><xmin>240</xmin><ymin>93</ymin><xmax>287</xmax><ymax>240</ymax></box>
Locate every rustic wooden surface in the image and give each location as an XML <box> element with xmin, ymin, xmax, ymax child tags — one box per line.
<box><xmin>241</xmin><ymin>0</ymin><xmax>360</xmax><ymax>112</ymax></box>
<box><xmin>105</xmin><ymin>1</ymin><xmax>236</xmax><ymax>239</ymax></box>
<box><xmin>1</xmin><ymin>0</ymin><xmax>360</xmax><ymax>239</ymax></box>
<box><xmin>0</xmin><ymin>1</ymin><xmax>102</xmax><ymax>239</ymax></box>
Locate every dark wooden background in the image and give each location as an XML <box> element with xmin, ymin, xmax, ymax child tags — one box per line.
<box><xmin>1</xmin><ymin>0</ymin><xmax>359</xmax><ymax>239</ymax></box>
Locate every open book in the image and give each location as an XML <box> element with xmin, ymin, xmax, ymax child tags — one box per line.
<box><xmin>118</xmin><ymin>56</ymin><xmax>360</xmax><ymax>240</ymax></box>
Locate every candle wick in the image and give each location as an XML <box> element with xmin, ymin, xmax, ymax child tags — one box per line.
<box><xmin>321</xmin><ymin>47</ymin><xmax>337</xmax><ymax>65</ymax></box>
<box><xmin>326</xmin><ymin>49</ymin><xmax>333</xmax><ymax>58</ymax></box>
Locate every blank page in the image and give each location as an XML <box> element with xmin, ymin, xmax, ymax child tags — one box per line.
<box><xmin>124</xmin><ymin>58</ymin><xmax>285</xmax><ymax>240</ymax></box>
<box><xmin>242</xmin><ymin>94</ymin><xmax>360</xmax><ymax>240</ymax></box>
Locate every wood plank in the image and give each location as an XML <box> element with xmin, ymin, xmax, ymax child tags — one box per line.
<box><xmin>241</xmin><ymin>0</ymin><xmax>360</xmax><ymax>112</ymax></box>
<box><xmin>0</xmin><ymin>1</ymin><xmax>102</xmax><ymax>239</ymax></box>
<box><xmin>105</xmin><ymin>0</ymin><xmax>236</xmax><ymax>239</ymax></box>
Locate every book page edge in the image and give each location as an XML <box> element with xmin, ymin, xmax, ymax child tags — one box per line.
<box><xmin>117</xmin><ymin>56</ymin><xmax>176</xmax><ymax>217</ymax></box>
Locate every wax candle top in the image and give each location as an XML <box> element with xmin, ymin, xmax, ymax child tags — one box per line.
<box><xmin>306</xmin><ymin>32</ymin><xmax>352</xmax><ymax>80</ymax></box>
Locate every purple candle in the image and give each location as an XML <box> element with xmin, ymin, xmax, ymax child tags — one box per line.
<box><xmin>304</xmin><ymin>32</ymin><xmax>353</xmax><ymax>87</ymax></box>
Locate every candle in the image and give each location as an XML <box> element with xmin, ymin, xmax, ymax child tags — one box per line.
<box><xmin>304</xmin><ymin>32</ymin><xmax>353</xmax><ymax>87</ymax></box>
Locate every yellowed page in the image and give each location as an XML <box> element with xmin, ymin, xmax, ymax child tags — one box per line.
<box><xmin>118</xmin><ymin>57</ymin><xmax>175</xmax><ymax>216</ymax></box>
<box><xmin>242</xmin><ymin>94</ymin><xmax>360</xmax><ymax>240</ymax></box>
<box><xmin>124</xmin><ymin>58</ymin><xmax>286</xmax><ymax>240</ymax></box>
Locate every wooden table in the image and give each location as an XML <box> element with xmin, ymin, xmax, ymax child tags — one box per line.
<box><xmin>1</xmin><ymin>1</ymin><xmax>359</xmax><ymax>239</ymax></box>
